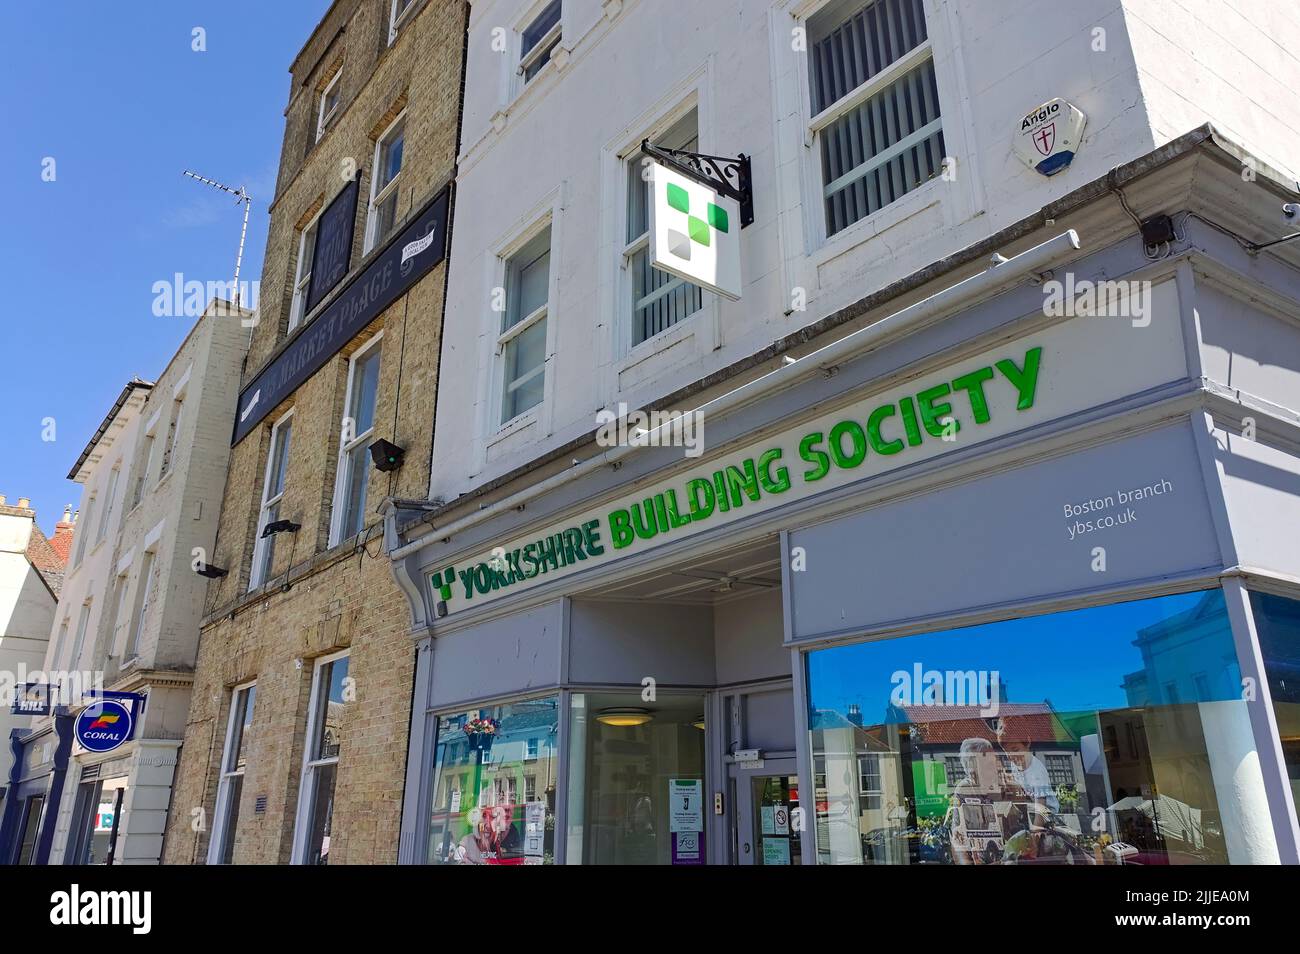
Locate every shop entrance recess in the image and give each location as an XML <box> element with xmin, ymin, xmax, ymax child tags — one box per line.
<box><xmin>732</xmin><ymin>758</ymin><xmax>801</xmax><ymax>865</ymax></box>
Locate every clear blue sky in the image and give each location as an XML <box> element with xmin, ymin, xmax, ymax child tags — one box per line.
<box><xmin>0</xmin><ymin>0</ymin><xmax>331</xmax><ymax>535</ymax></box>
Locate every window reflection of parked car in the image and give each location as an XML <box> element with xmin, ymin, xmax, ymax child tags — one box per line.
<box><xmin>861</xmin><ymin>824</ymin><xmax>951</xmax><ymax>864</ymax></box>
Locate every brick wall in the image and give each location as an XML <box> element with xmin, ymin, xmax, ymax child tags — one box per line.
<box><xmin>162</xmin><ymin>0</ymin><xmax>465</xmax><ymax>865</ymax></box>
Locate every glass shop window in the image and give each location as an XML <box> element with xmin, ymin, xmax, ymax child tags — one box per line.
<box><xmin>427</xmin><ymin>696</ymin><xmax>560</xmax><ymax>865</ymax></box>
<box><xmin>806</xmin><ymin>589</ymin><xmax>1272</xmax><ymax>865</ymax></box>
<box><xmin>564</xmin><ymin>692</ymin><xmax>707</xmax><ymax>865</ymax></box>
<box><xmin>1251</xmin><ymin>590</ymin><xmax>1300</xmax><ymax>825</ymax></box>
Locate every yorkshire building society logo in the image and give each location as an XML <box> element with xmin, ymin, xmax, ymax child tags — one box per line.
<box><xmin>649</xmin><ymin>162</ymin><xmax>742</xmax><ymax>301</ymax></box>
<box><xmin>1013</xmin><ymin>98</ymin><xmax>1087</xmax><ymax>176</ymax></box>
<box><xmin>75</xmin><ymin>700</ymin><xmax>133</xmax><ymax>754</ymax></box>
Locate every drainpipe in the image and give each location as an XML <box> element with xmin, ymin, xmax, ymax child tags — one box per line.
<box><xmin>392</xmin><ymin>229</ymin><xmax>1081</xmax><ymax>560</ymax></box>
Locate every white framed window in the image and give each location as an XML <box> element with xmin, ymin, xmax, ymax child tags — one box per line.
<box><xmin>329</xmin><ymin>337</ymin><xmax>382</xmax><ymax>546</ymax></box>
<box><xmin>72</xmin><ymin>494</ymin><xmax>96</xmax><ymax>567</ymax></box>
<box><xmin>805</xmin><ymin>0</ymin><xmax>943</xmax><ymax>238</ymax></box>
<box><xmin>108</xmin><ymin>571</ymin><xmax>130</xmax><ymax>658</ymax></box>
<box><xmin>316</xmin><ymin>67</ymin><xmax>343</xmax><ymax>141</ymax></box>
<box><xmin>50</xmin><ymin>619</ymin><xmax>69</xmax><ymax>671</ymax></box>
<box><xmin>364</xmin><ymin>112</ymin><xmax>406</xmax><ymax>253</ymax></box>
<box><xmin>249</xmin><ymin>412</ymin><xmax>293</xmax><ymax>590</ymax></box>
<box><xmin>519</xmin><ymin>0</ymin><xmax>561</xmax><ymax>85</ymax></box>
<box><xmin>288</xmin><ymin>214</ymin><xmax>321</xmax><ymax>332</ymax></box>
<box><xmin>159</xmin><ymin>396</ymin><xmax>185</xmax><ymax>479</ymax></box>
<box><xmin>126</xmin><ymin>550</ymin><xmax>155</xmax><ymax>660</ymax></box>
<box><xmin>94</xmin><ymin>466</ymin><xmax>119</xmax><ymax>546</ymax></box>
<box><xmin>209</xmin><ymin>682</ymin><xmax>256</xmax><ymax>865</ymax></box>
<box><xmin>388</xmin><ymin>0</ymin><xmax>417</xmax><ymax>45</ymax></box>
<box><xmin>294</xmin><ymin>651</ymin><xmax>350</xmax><ymax>865</ymax></box>
<box><xmin>623</xmin><ymin>108</ymin><xmax>706</xmax><ymax>346</ymax></box>
<box><xmin>69</xmin><ymin>600</ymin><xmax>92</xmax><ymax>670</ymax></box>
<box><xmin>498</xmin><ymin>226</ymin><xmax>551</xmax><ymax>425</ymax></box>
<box><xmin>131</xmin><ymin>432</ymin><xmax>156</xmax><ymax>509</ymax></box>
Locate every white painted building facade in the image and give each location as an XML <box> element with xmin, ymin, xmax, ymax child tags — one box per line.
<box><xmin>1</xmin><ymin>301</ymin><xmax>249</xmax><ymax>865</ymax></box>
<box><xmin>432</xmin><ymin>0</ymin><xmax>1299</xmax><ymax>494</ymax></box>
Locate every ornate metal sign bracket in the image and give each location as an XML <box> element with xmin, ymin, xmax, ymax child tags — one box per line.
<box><xmin>642</xmin><ymin>139</ymin><xmax>754</xmax><ymax>228</ymax></box>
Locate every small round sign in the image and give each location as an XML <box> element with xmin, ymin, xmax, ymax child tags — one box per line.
<box><xmin>75</xmin><ymin>700</ymin><xmax>133</xmax><ymax>753</ymax></box>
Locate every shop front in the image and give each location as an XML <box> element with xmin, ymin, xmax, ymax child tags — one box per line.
<box><xmin>387</xmin><ymin>214</ymin><xmax>1300</xmax><ymax>865</ymax></box>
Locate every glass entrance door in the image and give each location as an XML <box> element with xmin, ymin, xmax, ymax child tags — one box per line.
<box><xmin>734</xmin><ymin>759</ymin><xmax>802</xmax><ymax>865</ymax></box>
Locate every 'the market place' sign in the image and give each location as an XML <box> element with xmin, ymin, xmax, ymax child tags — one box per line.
<box><xmin>233</xmin><ymin>185</ymin><xmax>450</xmax><ymax>444</ymax></box>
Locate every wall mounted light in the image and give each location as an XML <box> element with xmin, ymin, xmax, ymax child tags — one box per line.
<box><xmin>370</xmin><ymin>438</ymin><xmax>405</xmax><ymax>472</ymax></box>
<box><xmin>262</xmin><ymin>518</ymin><xmax>301</xmax><ymax>537</ymax></box>
<box><xmin>194</xmin><ymin>564</ymin><xmax>228</xmax><ymax>579</ymax></box>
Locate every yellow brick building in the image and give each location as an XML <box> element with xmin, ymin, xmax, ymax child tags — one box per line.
<box><xmin>163</xmin><ymin>0</ymin><xmax>465</xmax><ymax>865</ymax></box>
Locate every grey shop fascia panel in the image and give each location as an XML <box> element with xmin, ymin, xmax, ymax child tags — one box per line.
<box><xmin>408</xmin><ymin>236</ymin><xmax>1181</xmax><ymax>625</ymax></box>
<box><xmin>785</xmin><ymin>420</ymin><xmax>1225</xmax><ymax>644</ymax></box>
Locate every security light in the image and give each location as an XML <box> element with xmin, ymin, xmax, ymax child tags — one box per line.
<box><xmin>370</xmin><ymin>438</ymin><xmax>405</xmax><ymax>472</ymax></box>
<box><xmin>194</xmin><ymin>564</ymin><xmax>228</xmax><ymax>579</ymax></box>
<box><xmin>262</xmin><ymin>519</ymin><xmax>301</xmax><ymax>537</ymax></box>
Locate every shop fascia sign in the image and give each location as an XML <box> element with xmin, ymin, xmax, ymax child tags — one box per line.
<box><xmin>428</xmin><ymin>278</ymin><xmax>1184</xmax><ymax>618</ymax></box>
<box><xmin>431</xmin><ymin>346</ymin><xmax>1045</xmax><ymax>615</ymax></box>
<box><xmin>73</xmin><ymin>691</ymin><xmax>145</xmax><ymax>754</ymax></box>
<box><xmin>1013</xmin><ymin>98</ymin><xmax>1087</xmax><ymax>176</ymax></box>
<box><xmin>644</xmin><ymin>140</ymin><xmax>752</xmax><ymax>301</ymax></box>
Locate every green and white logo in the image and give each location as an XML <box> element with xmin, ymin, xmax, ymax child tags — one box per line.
<box><xmin>649</xmin><ymin>162</ymin><xmax>742</xmax><ymax>301</ymax></box>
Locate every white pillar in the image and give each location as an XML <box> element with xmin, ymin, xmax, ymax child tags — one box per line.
<box><xmin>1199</xmin><ymin>701</ymin><xmax>1280</xmax><ymax>864</ymax></box>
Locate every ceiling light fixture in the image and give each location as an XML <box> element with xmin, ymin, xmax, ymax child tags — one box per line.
<box><xmin>596</xmin><ymin>707</ymin><xmax>653</xmax><ymax>727</ymax></box>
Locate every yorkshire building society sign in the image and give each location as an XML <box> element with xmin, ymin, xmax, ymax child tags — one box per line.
<box><xmin>1014</xmin><ymin>98</ymin><xmax>1087</xmax><ymax>176</ymax></box>
<box><xmin>427</xmin><ymin>281</ymin><xmax>1186</xmax><ymax>618</ymax></box>
<box><xmin>649</xmin><ymin>162</ymin><xmax>742</xmax><ymax>300</ymax></box>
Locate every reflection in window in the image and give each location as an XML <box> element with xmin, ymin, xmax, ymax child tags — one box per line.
<box><xmin>806</xmin><ymin>589</ymin><xmax>1274</xmax><ymax>864</ymax></box>
<box><xmin>428</xmin><ymin>696</ymin><xmax>560</xmax><ymax>864</ymax></box>
<box><xmin>1251</xmin><ymin>591</ymin><xmax>1300</xmax><ymax>826</ymax></box>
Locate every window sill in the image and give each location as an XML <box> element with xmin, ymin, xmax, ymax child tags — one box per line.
<box><xmin>810</xmin><ymin>176</ymin><xmax>944</xmax><ymax>271</ymax></box>
<box><xmin>489</xmin><ymin>405</ymin><xmax>541</xmax><ymax>448</ymax></box>
<box><xmin>613</xmin><ymin>302</ymin><xmax>712</xmax><ymax>393</ymax></box>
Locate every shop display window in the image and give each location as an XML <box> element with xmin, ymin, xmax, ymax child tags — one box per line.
<box><xmin>806</xmin><ymin>589</ymin><xmax>1269</xmax><ymax>864</ymax></box>
<box><xmin>427</xmin><ymin>695</ymin><xmax>560</xmax><ymax>864</ymax></box>
<box><xmin>565</xmin><ymin>692</ymin><xmax>707</xmax><ymax>865</ymax></box>
<box><xmin>1250</xmin><ymin>590</ymin><xmax>1300</xmax><ymax>825</ymax></box>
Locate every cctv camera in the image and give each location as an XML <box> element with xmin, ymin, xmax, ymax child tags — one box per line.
<box><xmin>1283</xmin><ymin>203</ymin><xmax>1300</xmax><ymax>221</ymax></box>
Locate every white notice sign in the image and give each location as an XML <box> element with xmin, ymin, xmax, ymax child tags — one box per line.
<box><xmin>669</xmin><ymin>778</ymin><xmax>704</xmax><ymax>833</ymax></box>
<box><xmin>649</xmin><ymin>161</ymin><xmax>742</xmax><ymax>300</ymax></box>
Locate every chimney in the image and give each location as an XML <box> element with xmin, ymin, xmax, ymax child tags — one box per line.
<box><xmin>0</xmin><ymin>494</ymin><xmax>6</xmax><ymax>505</ymax></box>
<box><xmin>62</xmin><ymin>505</ymin><xmax>72</xmax><ymax>523</ymax></box>
<box><xmin>847</xmin><ymin>703</ymin><xmax>863</xmax><ymax>727</ymax></box>
<box><xmin>17</xmin><ymin>497</ymin><xmax>30</xmax><ymax>509</ymax></box>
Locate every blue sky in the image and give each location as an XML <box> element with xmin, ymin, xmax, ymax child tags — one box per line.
<box><xmin>0</xmin><ymin>1</ymin><xmax>331</xmax><ymax>535</ymax></box>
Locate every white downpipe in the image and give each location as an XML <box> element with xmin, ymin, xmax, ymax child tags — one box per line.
<box><xmin>393</xmin><ymin>229</ymin><xmax>1082</xmax><ymax>559</ymax></box>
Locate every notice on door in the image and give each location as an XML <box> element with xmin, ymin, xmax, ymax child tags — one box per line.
<box><xmin>670</xmin><ymin>779</ymin><xmax>705</xmax><ymax>866</ymax></box>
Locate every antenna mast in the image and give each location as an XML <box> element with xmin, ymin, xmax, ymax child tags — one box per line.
<box><xmin>182</xmin><ymin>170</ymin><xmax>252</xmax><ymax>307</ymax></box>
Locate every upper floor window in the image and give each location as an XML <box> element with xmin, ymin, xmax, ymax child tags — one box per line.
<box><xmin>249</xmin><ymin>412</ymin><xmax>293</xmax><ymax>590</ymax></box>
<box><xmin>499</xmin><ymin>226</ymin><xmax>551</xmax><ymax>424</ymax></box>
<box><xmin>807</xmin><ymin>0</ymin><xmax>943</xmax><ymax>237</ymax></box>
<box><xmin>330</xmin><ymin>338</ymin><xmax>382</xmax><ymax>545</ymax></box>
<box><xmin>159</xmin><ymin>395</ymin><xmax>185</xmax><ymax>479</ymax></box>
<box><xmin>625</xmin><ymin>108</ymin><xmax>705</xmax><ymax>346</ymax></box>
<box><xmin>73</xmin><ymin>493</ymin><xmax>96</xmax><ymax>567</ymax></box>
<box><xmin>388</xmin><ymin>0</ymin><xmax>417</xmax><ymax>45</ymax></box>
<box><xmin>126</xmin><ymin>550</ymin><xmax>156</xmax><ymax>659</ymax></box>
<box><xmin>94</xmin><ymin>465</ymin><xmax>119</xmax><ymax>546</ymax></box>
<box><xmin>316</xmin><ymin>67</ymin><xmax>343</xmax><ymax>141</ymax></box>
<box><xmin>365</xmin><ymin>113</ymin><xmax>405</xmax><ymax>253</ymax></box>
<box><xmin>131</xmin><ymin>429</ymin><xmax>157</xmax><ymax>509</ymax></box>
<box><xmin>519</xmin><ymin>0</ymin><xmax>561</xmax><ymax>84</ymax></box>
<box><xmin>289</xmin><ymin>213</ymin><xmax>320</xmax><ymax>332</ymax></box>
<box><xmin>69</xmin><ymin>600</ymin><xmax>92</xmax><ymax>669</ymax></box>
